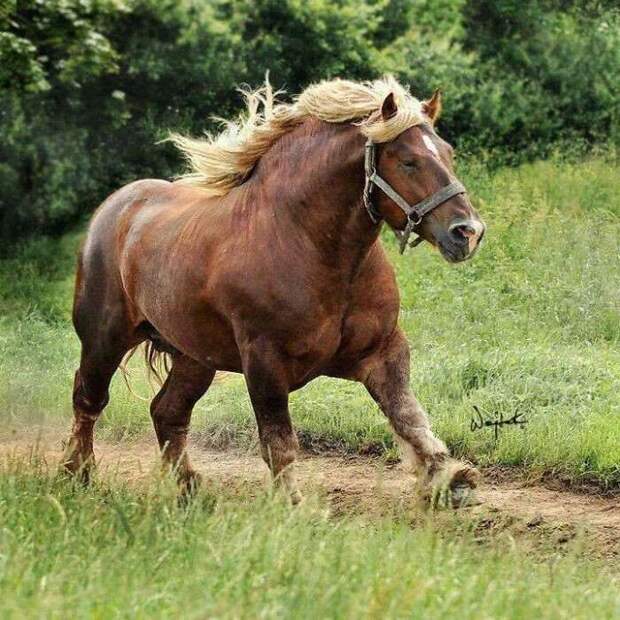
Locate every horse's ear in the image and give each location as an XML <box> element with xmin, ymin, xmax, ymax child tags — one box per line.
<box><xmin>422</xmin><ymin>89</ymin><xmax>442</xmax><ymax>124</ymax></box>
<box><xmin>381</xmin><ymin>92</ymin><xmax>398</xmax><ymax>120</ymax></box>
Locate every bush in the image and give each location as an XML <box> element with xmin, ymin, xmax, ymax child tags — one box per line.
<box><xmin>0</xmin><ymin>0</ymin><xmax>618</xmax><ymax>247</ymax></box>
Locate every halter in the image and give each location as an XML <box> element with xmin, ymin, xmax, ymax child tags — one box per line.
<box><xmin>363</xmin><ymin>139</ymin><xmax>466</xmax><ymax>254</ymax></box>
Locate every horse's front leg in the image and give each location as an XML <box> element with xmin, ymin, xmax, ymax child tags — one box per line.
<box><xmin>242</xmin><ymin>343</ymin><xmax>302</xmax><ymax>505</ymax></box>
<box><xmin>363</xmin><ymin>329</ymin><xmax>479</xmax><ymax>506</ymax></box>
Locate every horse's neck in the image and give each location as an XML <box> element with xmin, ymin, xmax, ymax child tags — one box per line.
<box><xmin>250</xmin><ymin>120</ymin><xmax>380</xmax><ymax>266</ymax></box>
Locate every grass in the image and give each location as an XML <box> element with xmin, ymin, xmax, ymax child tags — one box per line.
<box><xmin>0</xmin><ymin>458</ymin><xmax>618</xmax><ymax>619</ymax></box>
<box><xmin>0</xmin><ymin>155</ymin><xmax>619</xmax><ymax>487</ymax></box>
<box><xmin>1</xmin><ymin>155</ymin><xmax>620</xmax><ymax>618</ymax></box>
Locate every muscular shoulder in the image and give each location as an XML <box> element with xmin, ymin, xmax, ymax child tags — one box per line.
<box><xmin>353</xmin><ymin>240</ymin><xmax>399</xmax><ymax>307</ymax></box>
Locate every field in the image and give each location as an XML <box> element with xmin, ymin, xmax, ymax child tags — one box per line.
<box><xmin>1</xmin><ymin>156</ymin><xmax>619</xmax><ymax>617</ymax></box>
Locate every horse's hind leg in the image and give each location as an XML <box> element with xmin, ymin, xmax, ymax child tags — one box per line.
<box><xmin>150</xmin><ymin>354</ymin><xmax>215</xmax><ymax>491</ymax></box>
<box><xmin>66</xmin><ymin>250</ymin><xmax>139</xmax><ymax>481</ymax></box>
<box><xmin>66</xmin><ymin>315</ymin><xmax>136</xmax><ymax>481</ymax></box>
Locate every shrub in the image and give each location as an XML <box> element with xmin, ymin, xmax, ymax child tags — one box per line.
<box><xmin>0</xmin><ymin>0</ymin><xmax>618</xmax><ymax>247</ymax></box>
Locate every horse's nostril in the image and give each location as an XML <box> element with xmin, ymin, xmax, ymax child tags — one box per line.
<box><xmin>450</xmin><ymin>223</ymin><xmax>476</xmax><ymax>243</ymax></box>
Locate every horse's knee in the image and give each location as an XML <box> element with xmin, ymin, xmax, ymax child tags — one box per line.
<box><xmin>364</xmin><ymin>329</ymin><xmax>410</xmax><ymax>386</ymax></box>
<box><xmin>259</xmin><ymin>424</ymin><xmax>299</xmax><ymax>474</ymax></box>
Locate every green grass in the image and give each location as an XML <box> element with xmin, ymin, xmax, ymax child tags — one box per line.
<box><xmin>0</xmin><ymin>459</ymin><xmax>618</xmax><ymax>619</ymax></box>
<box><xmin>1</xmin><ymin>156</ymin><xmax>620</xmax><ymax>618</ymax></box>
<box><xmin>1</xmin><ymin>155</ymin><xmax>619</xmax><ymax>486</ymax></box>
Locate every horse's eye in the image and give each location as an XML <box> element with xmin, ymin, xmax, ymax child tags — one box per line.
<box><xmin>401</xmin><ymin>160</ymin><xmax>417</xmax><ymax>171</ymax></box>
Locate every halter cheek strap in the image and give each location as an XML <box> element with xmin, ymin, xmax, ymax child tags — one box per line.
<box><xmin>363</xmin><ymin>139</ymin><xmax>466</xmax><ymax>254</ymax></box>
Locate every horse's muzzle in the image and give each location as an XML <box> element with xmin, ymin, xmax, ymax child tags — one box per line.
<box><xmin>439</xmin><ymin>219</ymin><xmax>486</xmax><ymax>263</ymax></box>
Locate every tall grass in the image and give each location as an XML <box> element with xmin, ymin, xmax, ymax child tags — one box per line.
<box><xmin>0</xmin><ymin>156</ymin><xmax>619</xmax><ymax>485</ymax></box>
<box><xmin>0</xmin><ymin>459</ymin><xmax>618</xmax><ymax>619</ymax></box>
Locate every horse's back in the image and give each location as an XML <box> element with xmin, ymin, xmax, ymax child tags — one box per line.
<box><xmin>82</xmin><ymin>179</ymin><xmax>172</xmax><ymax>252</ymax></box>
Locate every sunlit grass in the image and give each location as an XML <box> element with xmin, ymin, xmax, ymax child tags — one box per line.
<box><xmin>0</xmin><ymin>459</ymin><xmax>618</xmax><ymax>619</ymax></box>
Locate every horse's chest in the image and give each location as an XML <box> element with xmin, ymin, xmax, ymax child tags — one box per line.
<box><xmin>284</xmin><ymin>315</ymin><xmax>342</xmax><ymax>362</ymax></box>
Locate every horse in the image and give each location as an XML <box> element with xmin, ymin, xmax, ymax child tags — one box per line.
<box><xmin>65</xmin><ymin>76</ymin><xmax>486</xmax><ymax>506</ymax></box>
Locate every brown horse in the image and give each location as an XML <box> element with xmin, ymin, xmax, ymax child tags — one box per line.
<box><xmin>65</xmin><ymin>77</ymin><xmax>485</xmax><ymax>505</ymax></box>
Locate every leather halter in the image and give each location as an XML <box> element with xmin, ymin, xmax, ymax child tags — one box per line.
<box><xmin>363</xmin><ymin>139</ymin><xmax>466</xmax><ymax>254</ymax></box>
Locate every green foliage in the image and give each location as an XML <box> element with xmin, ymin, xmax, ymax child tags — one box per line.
<box><xmin>455</xmin><ymin>1</ymin><xmax>620</xmax><ymax>156</ymax></box>
<box><xmin>225</xmin><ymin>0</ymin><xmax>377</xmax><ymax>85</ymax></box>
<box><xmin>0</xmin><ymin>0</ymin><xmax>239</xmax><ymax>242</ymax></box>
<box><xmin>0</xmin><ymin>0</ymin><xmax>124</xmax><ymax>93</ymax></box>
<box><xmin>0</xmin><ymin>0</ymin><xmax>619</xmax><ymax>244</ymax></box>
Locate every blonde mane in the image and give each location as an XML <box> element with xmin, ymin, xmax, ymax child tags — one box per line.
<box><xmin>170</xmin><ymin>76</ymin><xmax>426</xmax><ymax>195</ymax></box>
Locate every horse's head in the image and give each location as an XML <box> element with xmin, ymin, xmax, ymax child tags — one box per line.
<box><xmin>371</xmin><ymin>91</ymin><xmax>485</xmax><ymax>262</ymax></box>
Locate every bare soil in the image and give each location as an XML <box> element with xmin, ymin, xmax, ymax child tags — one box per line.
<box><xmin>2</xmin><ymin>430</ymin><xmax>619</xmax><ymax>558</ymax></box>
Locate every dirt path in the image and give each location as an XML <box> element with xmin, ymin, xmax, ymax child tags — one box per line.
<box><xmin>2</xmin><ymin>431</ymin><xmax>619</xmax><ymax>556</ymax></box>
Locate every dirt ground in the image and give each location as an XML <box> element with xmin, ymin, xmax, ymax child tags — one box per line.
<box><xmin>2</xmin><ymin>430</ymin><xmax>619</xmax><ymax>559</ymax></box>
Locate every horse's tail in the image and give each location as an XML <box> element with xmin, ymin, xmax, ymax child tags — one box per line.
<box><xmin>142</xmin><ymin>339</ymin><xmax>172</xmax><ymax>386</ymax></box>
<box><xmin>119</xmin><ymin>341</ymin><xmax>172</xmax><ymax>399</ymax></box>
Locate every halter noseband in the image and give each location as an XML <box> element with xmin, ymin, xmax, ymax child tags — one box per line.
<box><xmin>363</xmin><ymin>139</ymin><xmax>466</xmax><ymax>254</ymax></box>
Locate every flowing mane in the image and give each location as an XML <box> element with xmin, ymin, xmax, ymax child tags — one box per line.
<box><xmin>170</xmin><ymin>76</ymin><xmax>426</xmax><ymax>196</ymax></box>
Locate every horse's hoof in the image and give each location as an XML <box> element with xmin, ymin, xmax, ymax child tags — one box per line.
<box><xmin>449</xmin><ymin>483</ymin><xmax>480</xmax><ymax>508</ymax></box>
<box><xmin>179</xmin><ymin>470</ymin><xmax>202</xmax><ymax>496</ymax></box>
<box><xmin>62</xmin><ymin>467</ymin><xmax>92</xmax><ymax>486</ymax></box>
<box><xmin>62</xmin><ymin>452</ymin><xmax>94</xmax><ymax>485</ymax></box>
<box><xmin>425</xmin><ymin>459</ymin><xmax>481</xmax><ymax>509</ymax></box>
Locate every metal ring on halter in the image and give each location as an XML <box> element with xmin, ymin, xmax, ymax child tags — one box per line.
<box><xmin>408</xmin><ymin>212</ymin><xmax>422</xmax><ymax>227</ymax></box>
